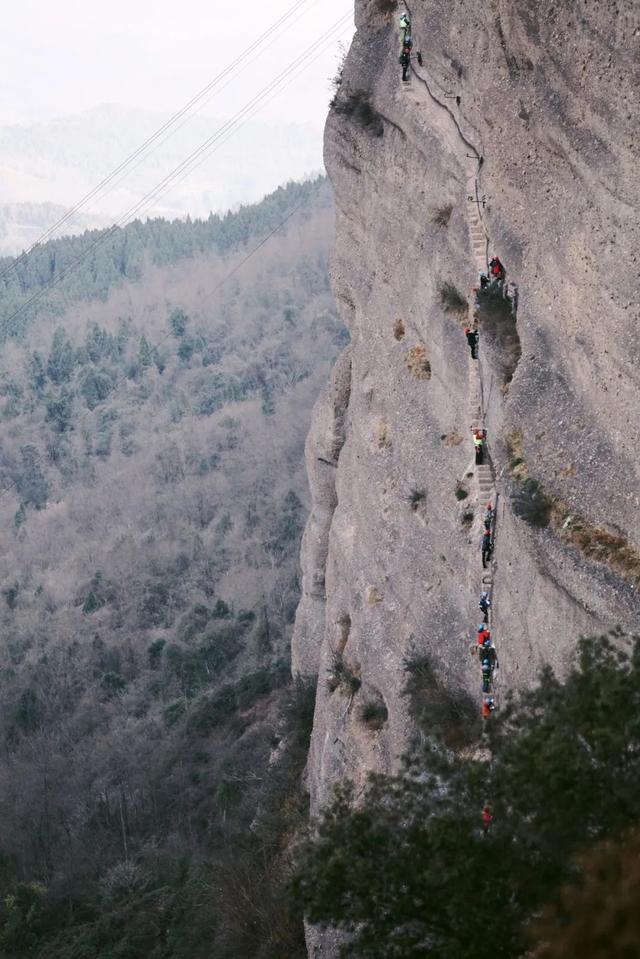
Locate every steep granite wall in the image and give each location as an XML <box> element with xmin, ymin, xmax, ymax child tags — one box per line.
<box><xmin>293</xmin><ymin>3</ymin><xmax>639</xmax><ymax>951</ymax></box>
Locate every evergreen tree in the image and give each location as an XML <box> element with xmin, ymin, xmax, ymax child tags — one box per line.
<box><xmin>293</xmin><ymin>632</ymin><xmax>640</xmax><ymax>959</ymax></box>
<box><xmin>46</xmin><ymin>329</ymin><xmax>75</xmax><ymax>384</ymax></box>
<box><xmin>170</xmin><ymin>308</ymin><xmax>189</xmax><ymax>338</ymax></box>
<box><xmin>26</xmin><ymin>352</ymin><xmax>46</xmax><ymax>394</ymax></box>
<box><xmin>16</xmin><ymin>446</ymin><xmax>49</xmax><ymax>509</ymax></box>
<box><xmin>138</xmin><ymin>334</ymin><xmax>152</xmax><ymax>368</ymax></box>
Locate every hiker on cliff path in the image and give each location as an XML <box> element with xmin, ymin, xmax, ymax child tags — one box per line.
<box><xmin>473</xmin><ymin>429</ymin><xmax>486</xmax><ymax>465</ymax></box>
<box><xmin>482</xmin><ymin>530</ymin><xmax>492</xmax><ymax>568</ymax></box>
<box><xmin>477</xmin><ymin>624</ymin><xmax>491</xmax><ymax>646</ymax></box>
<box><xmin>465</xmin><ymin>326</ymin><xmax>479</xmax><ymax>359</ymax></box>
<box><xmin>482</xmin><ymin>805</ymin><xmax>493</xmax><ymax>835</ymax></box>
<box><xmin>400</xmin><ymin>12</ymin><xmax>411</xmax><ymax>32</ymax></box>
<box><xmin>484</xmin><ymin>503</ymin><xmax>494</xmax><ymax>529</ymax></box>
<box><xmin>482</xmin><ymin>695</ymin><xmax>496</xmax><ymax>717</ymax></box>
<box><xmin>399</xmin><ymin>47</ymin><xmax>411</xmax><ymax>81</ymax></box>
<box><xmin>489</xmin><ymin>256</ymin><xmax>505</xmax><ymax>285</ymax></box>
<box><xmin>481</xmin><ymin>646</ymin><xmax>498</xmax><ymax>670</ymax></box>
<box><xmin>479</xmin><ymin>591</ymin><xmax>491</xmax><ymax>622</ymax></box>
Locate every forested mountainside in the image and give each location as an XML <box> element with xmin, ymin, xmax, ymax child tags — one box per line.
<box><xmin>0</xmin><ymin>202</ymin><xmax>111</xmax><ymax>261</ymax></box>
<box><xmin>0</xmin><ymin>105</ymin><xmax>324</xmax><ymax>254</ymax></box>
<box><xmin>0</xmin><ymin>177</ymin><xmax>343</xmax><ymax>957</ymax></box>
<box><xmin>0</xmin><ymin>178</ymin><xmax>327</xmax><ymax>340</ymax></box>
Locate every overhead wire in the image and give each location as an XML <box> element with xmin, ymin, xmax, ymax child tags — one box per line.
<box><xmin>0</xmin><ymin>0</ymin><xmax>320</xmax><ymax>283</ymax></box>
<box><xmin>0</xmin><ymin>10</ymin><xmax>352</xmax><ymax>343</ymax></box>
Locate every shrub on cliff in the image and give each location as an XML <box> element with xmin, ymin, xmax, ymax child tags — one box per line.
<box><xmin>439</xmin><ymin>282</ymin><xmax>468</xmax><ymax>317</ymax></box>
<box><xmin>333</xmin><ymin>91</ymin><xmax>384</xmax><ymax>137</ymax></box>
<box><xmin>292</xmin><ymin>632</ymin><xmax>640</xmax><ymax>958</ymax></box>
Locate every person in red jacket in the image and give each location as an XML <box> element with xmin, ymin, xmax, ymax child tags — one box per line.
<box><xmin>482</xmin><ymin>696</ymin><xmax>496</xmax><ymax>718</ymax></box>
<box><xmin>477</xmin><ymin>624</ymin><xmax>491</xmax><ymax>646</ymax></box>
<box><xmin>482</xmin><ymin>805</ymin><xmax>493</xmax><ymax>834</ymax></box>
<box><xmin>489</xmin><ymin>256</ymin><xmax>505</xmax><ymax>283</ymax></box>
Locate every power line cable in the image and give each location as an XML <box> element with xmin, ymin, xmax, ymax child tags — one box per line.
<box><xmin>0</xmin><ymin>0</ymin><xmax>319</xmax><ymax>283</ymax></box>
<box><xmin>85</xmin><ymin>0</ymin><xmax>329</xmax><ymax>213</ymax></box>
<box><xmin>0</xmin><ymin>11</ymin><xmax>351</xmax><ymax>342</ymax></box>
<box><xmin>124</xmin><ymin>18</ymin><xmax>352</xmax><ymax>221</ymax></box>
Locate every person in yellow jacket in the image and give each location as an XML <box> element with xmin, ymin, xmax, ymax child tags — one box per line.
<box><xmin>473</xmin><ymin>428</ymin><xmax>486</xmax><ymax>465</ymax></box>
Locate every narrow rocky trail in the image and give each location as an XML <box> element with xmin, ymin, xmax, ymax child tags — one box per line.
<box><xmin>398</xmin><ymin>11</ymin><xmax>503</xmax><ymax>713</ymax></box>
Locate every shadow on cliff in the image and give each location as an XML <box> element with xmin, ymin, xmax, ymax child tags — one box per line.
<box><xmin>477</xmin><ymin>289</ymin><xmax>521</xmax><ymax>385</ymax></box>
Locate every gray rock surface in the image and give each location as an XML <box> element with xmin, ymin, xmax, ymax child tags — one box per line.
<box><xmin>292</xmin><ymin>2</ymin><xmax>640</xmax><ymax>952</ymax></box>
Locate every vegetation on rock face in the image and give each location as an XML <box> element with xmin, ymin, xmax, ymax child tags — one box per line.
<box><xmin>506</xmin><ymin>431</ymin><xmax>640</xmax><ymax>581</ymax></box>
<box><xmin>439</xmin><ymin>281</ymin><xmax>468</xmax><ymax>318</ymax></box>
<box><xmin>292</xmin><ymin>631</ymin><xmax>640</xmax><ymax>958</ymax></box>
<box><xmin>431</xmin><ymin>204</ymin><xmax>454</xmax><ymax>227</ymax></box>
<box><xmin>333</xmin><ymin>91</ymin><xmax>385</xmax><ymax>137</ymax></box>
<box><xmin>0</xmin><ymin>178</ymin><xmax>343</xmax><ymax>958</ymax></box>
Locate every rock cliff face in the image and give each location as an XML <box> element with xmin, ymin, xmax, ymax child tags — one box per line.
<box><xmin>293</xmin><ymin>2</ymin><xmax>639</xmax><ymax>951</ymax></box>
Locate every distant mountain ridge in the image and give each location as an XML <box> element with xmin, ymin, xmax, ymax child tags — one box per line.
<box><xmin>0</xmin><ymin>103</ymin><xmax>325</xmax><ymax>255</ymax></box>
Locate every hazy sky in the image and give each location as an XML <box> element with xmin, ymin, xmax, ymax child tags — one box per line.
<box><xmin>0</xmin><ymin>0</ymin><xmax>354</xmax><ymax>127</ymax></box>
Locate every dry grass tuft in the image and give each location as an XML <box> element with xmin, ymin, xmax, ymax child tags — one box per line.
<box><xmin>327</xmin><ymin>652</ymin><xmax>361</xmax><ymax>695</ymax></box>
<box><xmin>505</xmin><ymin>430</ymin><xmax>528</xmax><ymax>480</ymax></box>
<box><xmin>408</xmin><ymin>488</ymin><xmax>427</xmax><ymax>512</ymax></box>
<box><xmin>359</xmin><ymin>699</ymin><xmax>389</xmax><ymax>731</ymax></box>
<box><xmin>393</xmin><ymin>319</ymin><xmax>406</xmax><ymax>341</ymax></box>
<box><xmin>333</xmin><ymin>90</ymin><xmax>384</xmax><ymax>137</ymax></box>
<box><xmin>405</xmin><ymin>345</ymin><xmax>432</xmax><ymax>380</ymax></box>
<box><xmin>431</xmin><ymin>204</ymin><xmax>454</xmax><ymax>227</ymax></box>
<box><xmin>455</xmin><ymin>482</ymin><xmax>469</xmax><ymax>501</ymax></box>
<box><xmin>557</xmin><ymin>514</ymin><xmax>640</xmax><ymax>582</ymax></box>
<box><xmin>376</xmin><ymin>421</ymin><xmax>392</xmax><ymax>449</ymax></box>
<box><xmin>367</xmin><ymin>586</ymin><xmax>383</xmax><ymax>605</ymax></box>
<box><xmin>506</xmin><ymin>431</ymin><xmax>640</xmax><ymax>582</ymax></box>
<box><xmin>461</xmin><ymin>509</ymin><xmax>475</xmax><ymax>529</ymax></box>
<box><xmin>442</xmin><ymin>431</ymin><xmax>463</xmax><ymax>448</ymax></box>
<box><xmin>439</xmin><ymin>282</ymin><xmax>469</xmax><ymax>318</ymax></box>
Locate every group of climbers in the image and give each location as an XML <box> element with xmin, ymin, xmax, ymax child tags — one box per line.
<box><xmin>398</xmin><ymin>12</ymin><xmax>423</xmax><ymax>81</ymax></box>
<box><xmin>465</xmin><ymin>257</ymin><xmax>506</xmax><ymax>357</ymax></box>
<box><xmin>395</xmin><ymin>11</ymin><xmax>506</xmax><ymax>829</ymax></box>
<box><xmin>477</xmin><ymin>617</ymin><xmax>498</xmax><ymax>707</ymax></box>
<box><xmin>478</xmin><ymin>255</ymin><xmax>505</xmax><ymax>293</ymax></box>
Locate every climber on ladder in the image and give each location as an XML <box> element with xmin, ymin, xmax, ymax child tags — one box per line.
<box><xmin>464</xmin><ymin>326</ymin><xmax>479</xmax><ymax>360</ymax></box>
<box><xmin>399</xmin><ymin>42</ymin><xmax>423</xmax><ymax>82</ymax></box>
<box><xmin>473</xmin><ymin>428</ymin><xmax>486</xmax><ymax>465</ymax></box>
<box><xmin>481</xmin><ymin>649</ymin><xmax>497</xmax><ymax>692</ymax></box>
<box><xmin>489</xmin><ymin>255</ymin><xmax>505</xmax><ymax>287</ymax></box>
<box><xmin>482</xmin><ymin>529</ymin><xmax>493</xmax><ymax>568</ymax></box>
<box><xmin>479</xmin><ymin>591</ymin><xmax>491</xmax><ymax>623</ymax></box>
<box><xmin>481</xmin><ymin>645</ymin><xmax>499</xmax><ymax>671</ymax></box>
<box><xmin>477</xmin><ymin>623</ymin><xmax>491</xmax><ymax>646</ymax></box>
<box><xmin>399</xmin><ymin>44</ymin><xmax>412</xmax><ymax>81</ymax></box>
<box><xmin>482</xmin><ymin>695</ymin><xmax>496</xmax><ymax>718</ymax></box>
<box><xmin>484</xmin><ymin>503</ymin><xmax>495</xmax><ymax>530</ymax></box>
<box><xmin>482</xmin><ymin>804</ymin><xmax>493</xmax><ymax>835</ymax></box>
